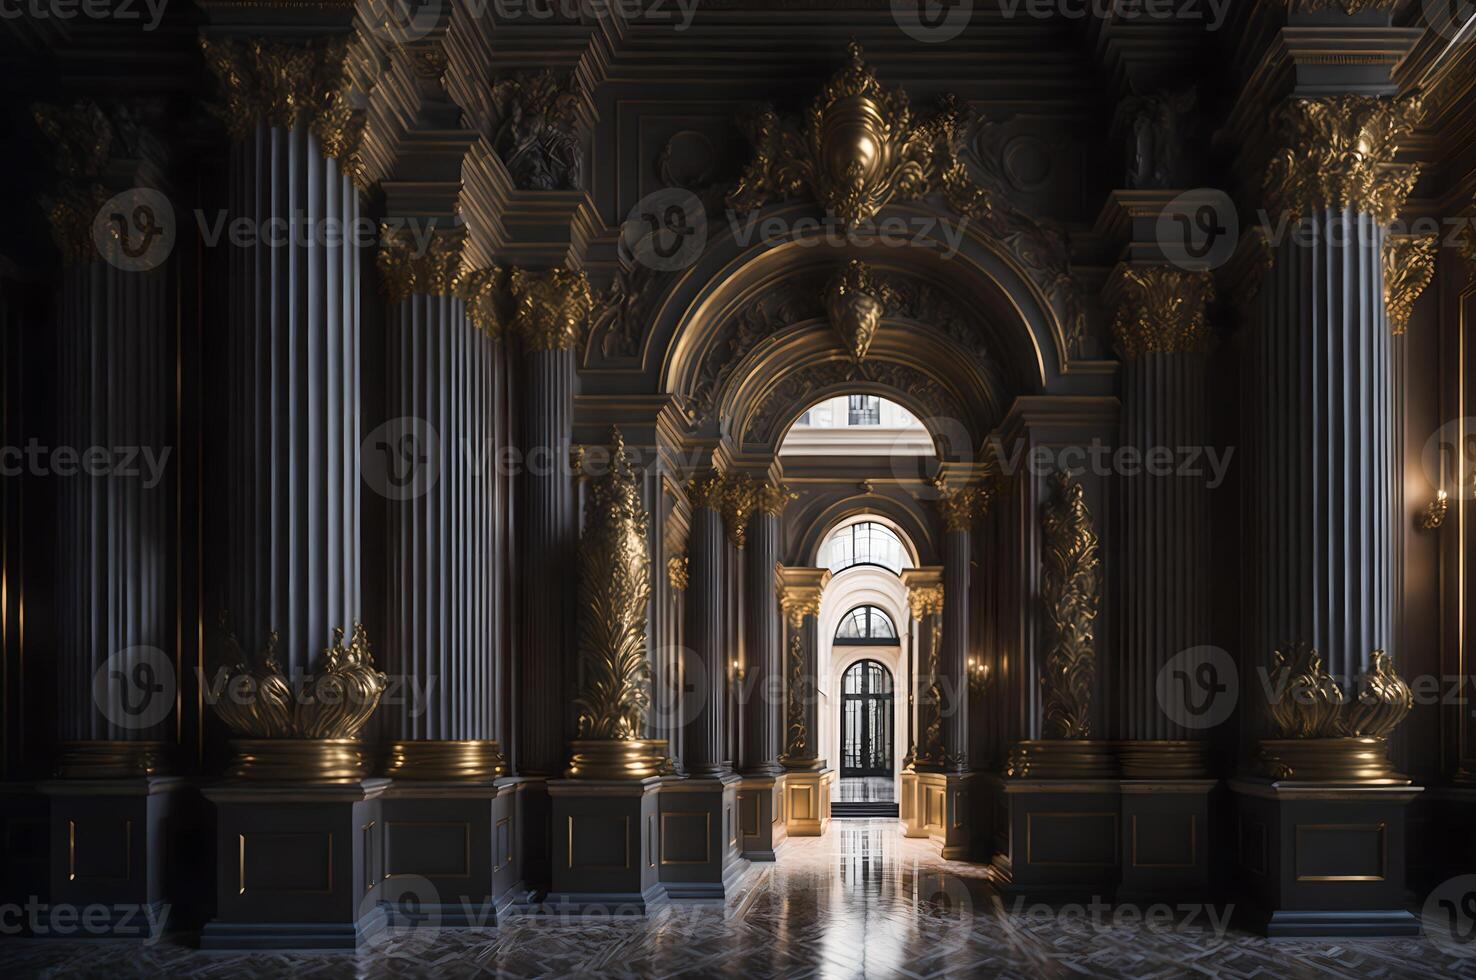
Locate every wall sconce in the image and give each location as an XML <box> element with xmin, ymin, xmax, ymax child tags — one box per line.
<box><xmin>731</xmin><ymin>658</ymin><xmax>744</xmax><ymax>680</ymax></box>
<box><xmin>967</xmin><ymin>657</ymin><xmax>990</xmax><ymax>696</ymax></box>
<box><xmin>1418</xmin><ymin>489</ymin><xmax>1448</xmax><ymax>531</ymax></box>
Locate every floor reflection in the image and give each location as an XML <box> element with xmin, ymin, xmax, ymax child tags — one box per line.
<box><xmin>1</xmin><ymin>820</ymin><xmax>1468</xmax><ymax>978</ymax></box>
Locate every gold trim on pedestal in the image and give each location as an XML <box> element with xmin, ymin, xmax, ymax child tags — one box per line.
<box><xmin>1255</xmin><ymin>738</ymin><xmax>1408</xmax><ymax>785</ymax></box>
<box><xmin>1005</xmin><ymin>739</ymin><xmax>1118</xmax><ymax>779</ymax></box>
<box><xmin>225</xmin><ymin>738</ymin><xmax>371</xmax><ymax>783</ymax></box>
<box><xmin>565</xmin><ymin>738</ymin><xmax>668</xmax><ymax>780</ymax></box>
<box><xmin>1118</xmin><ymin>740</ymin><xmax>1210</xmax><ymax>780</ymax></box>
<box><xmin>381</xmin><ymin>740</ymin><xmax>507</xmax><ymax>781</ymax></box>
<box><xmin>55</xmin><ymin>740</ymin><xmax>171</xmax><ymax>779</ymax></box>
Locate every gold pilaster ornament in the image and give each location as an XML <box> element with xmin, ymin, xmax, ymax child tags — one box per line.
<box><xmin>212</xmin><ymin>621</ymin><xmax>388</xmax><ymax>782</ymax></box>
<box><xmin>567</xmin><ymin>427</ymin><xmax>665</xmax><ymax>779</ymax></box>
<box><xmin>826</xmin><ymin>259</ymin><xmax>892</xmax><ymax>361</ymax></box>
<box><xmin>32</xmin><ymin>100</ymin><xmax>113</xmax><ymax>264</ymax></box>
<box><xmin>666</xmin><ymin>554</ymin><xmax>689</xmax><ymax>591</ymax></box>
<box><xmin>376</xmin><ymin>226</ymin><xmax>466</xmax><ymax>306</ymax></box>
<box><xmin>779</xmin><ymin>583</ymin><xmax>824</xmax><ymax>764</ymax></box>
<box><xmin>1109</xmin><ymin>265</ymin><xmax>1216</xmax><ymax>358</ymax></box>
<box><xmin>1263</xmin><ymin>94</ymin><xmax>1424</xmax><ymax>227</ymax></box>
<box><xmin>918</xmin><ymin>615</ymin><xmax>945</xmax><ymax>766</ymax></box>
<box><xmin>1040</xmin><ymin>470</ymin><xmax>1099</xmax><ymax>740</ymax></box>
<box><xmin>508</xmin><ymin>266</ymin><xmax>593</xmax><ymax>352</ymax></box>
<box><xmin>755</xmin><ymin>481</ymin><xmax>798</xmax><ymax>517</ymax></box>
<box><xmin>727</xmin><ymin>42</ymin><xmax>934</xmax><ymax>226</ymax></box>
<box><xmin>1383</xmin><ymin>234</ymin><xmax>1438</xmax><ymax>336</ymax></box>
<box><xmin>199</xmin><ymin>34</ymin><xmax>371</xmax><ymax>187</ymax></box>
<box><xmin>1257</xmin><ymin>643</ymin><xmax>1414</xmax><ymax>783</ymax></box>
<box><xmin>720</xmin><ymin>474</ymin><xmax>759</xmax><ymax>549</ymax></box>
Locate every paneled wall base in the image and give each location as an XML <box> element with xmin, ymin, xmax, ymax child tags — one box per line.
<box><xmin>379</xmin><ymin>779</ymin><xmax>522</xmax><ymax>927</ymax></box>
<box><xmin>1229</xmin><ymin>780</ymin><xmax>1421</xmax><ymax>937</ymax></box>
<box><xmin>1118</xmin><ymin>780</ymin><xmax>1215</xmax><ymax>903</ymax></box>
<box><xmin>781</xmin><ymin>768</ymin><xmax>833</xmax><ymax>838</ymax></box>
<box><xmin>657</xmin><ymin>774</ymin><xmax>747</xmax><ymax>899</ymax></box>
<box><xmin>736</xmin><ymin>774</ymin><xmax>788</xmax><ymax>861</ymax></box>
<box><xmin>199</xmin><ymin>780</ymin><xmax>390</xmax><ymax>950</ymax></box>
<box><xmin>983</xmin><ymin>775</ymin><xmax>1122</xmax><ymax>900</ymax></box>
<box><xmin>546</xmin><ymin>778</ymin><xmax>664</xmax><ymax>913</ymax></box>
<box><xmin>43</xmin><ymin>778</ymin><xmax>184</xmax><ymax>938</ymax></box>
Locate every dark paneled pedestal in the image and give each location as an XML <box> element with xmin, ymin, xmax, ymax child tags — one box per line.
<box><xmin>379</xmin><ymin>778</ymin><xmax>522</xmax><ymax>927</ymax></box>
<box><xmin>1229</xmin><ymin>779</ymin><xmax>1421</xmax><ymax>937</ymax></box>
<box><xmin>1119</xmin><ymin>780</ymin><xmax>1215</xmax><ymax>902</ymax></box>
<box><xmin>42</xmin><ymin>777</ymin><xmax>184</xmax><ymax>940</ymax></box>
<box><xmin>984</xmin><ymin>777</ymin><xmax>1121</xmax><ymax>900</ymax></box>
<box><xmin>199</xmin><ymin>779</ymin><xmax>389</xmax><ymax>950</ymax></box>
<box><xmin>658</xmin><ymin>773</ymin><xmax>748</xmax><ymax>898</ymax></box>
<box><xmin>547</xmin><ymin>777</ymin><xmax>664</xmax><ymax>913</ymax></box>
<box><xmin>736</xmin><ymin>775</ymin><xmax>787</xmax><ymax>861</ymax></box>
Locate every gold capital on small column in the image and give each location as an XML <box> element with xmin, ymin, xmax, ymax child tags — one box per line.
<box><xmin>1263</xmin><ymin>93</ymin><xmax>1423</xmax><ymax>226</ymax></box>
<box><xmin>1383</xmin><ymin>234</ymin><xmax>1438</xmax><ymax>336</ymax></box>
<box><xmin>376</xmin><ymin>226</ymin><xmax>467</xmax><ymax>306</ymax></box>
<box><xmin>1107</xmin><ymin>265</ymin><xmax>1216</xmax><ymax>358</ymax></box>
<box><xmin>755</xmin><ymin>480</ymin><xmax>798</xmax><ymax>517</ymax></box>
<box><xmin>199</xmin><ymin>34</ymin><xmax>372</xmax><ymax>186</ymax></box>
<box><xmin>906</xmin><ymin>583</ymin><xmax>945</xmax><ymax>619</ymax></box>
<box><xmin>508</xmin><ymin>266</ymin><xmax>593</xmax><ymax>352</ymax></box>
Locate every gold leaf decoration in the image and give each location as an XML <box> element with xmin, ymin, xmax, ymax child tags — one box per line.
<box><xmin>573</xmin><ymin>428</ymin><xmax>653</xmax><ymax>741</ymax></box>
<box><xmin>1382</xmin><ymin>234</ymin><xmax>1438</xmax><ymax>336</ymax></box>
<box><xmin>1040</xmin><ymin>470</ymin><xmax>1099</xmax><ymax>739</ymax></box>
<box><xmin>508</xmin><ymin>265</ymin><xmax>593</xmax><ymax>351</ymax></box>
<box><xmin>1264</xmin><ymin>643</ymin><xmax>1412</xmax><ymax>739</ymax></box>
<box><xmin>1109</xmin><ymin>265</ymin><xmax>1217</xmax><ymax>358</ymax></box>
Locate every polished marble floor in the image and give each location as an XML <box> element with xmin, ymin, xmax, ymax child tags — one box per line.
<box><xmin>3</xmin><ymin>820</ymin><xmax>1471</xmax><ymax>979</ymax></box>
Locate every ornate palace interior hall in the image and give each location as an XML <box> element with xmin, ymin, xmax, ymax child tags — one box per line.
<box><xmin>4</xmin><ymin>1</ymin><xmax>1476</xmax><ymax>977</ymax></box>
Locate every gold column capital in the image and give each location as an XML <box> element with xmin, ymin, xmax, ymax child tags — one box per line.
<box><xmin>508</xmin><ymin>265</ymin><xmax>593</xmax><ymax>352</ymax></box>
<box><xmin>754</xmin><ymin>480</ymin><xmax>798</xmax><ymax>517</ymax></box>
<box><xmin>1383</xmin><ymin>234</ymin><xmax>1438</xmax><ymax>336</ymax></box>
<box><xmin>777</xmin><ymin>566</ymin><xmax>830</xmax><ymax>628</ymax></box>
<box><xmin>666</xmin><ymin>554</ymin><xmax>689</xmax><ymax>591</ymax></box>
<box><xmin>376</xmin><ymin>226</ymin><xmax>466</xmax><ymax>306</ymax></box>
<box><xmin>686</xmin><ymin>470</ymin><xmax>727</xmax><ymax>511</ymax></box>
<box><xmin>719</xmin><ymin>473</ymin><xmax>759</xmax><ymax>549</ymax></box>
<box><xmin>457</xmin><ymin>266</ymin><xmax>507</xmax><ymax>336</ymax></box>
<box><xmin>199</xmin><ymin>34</ymin><xmax>372</xmax><ymax>186</ymax></box>
<box><xmin>1107</xmin><ymin>264</ymin><xmax>1216</xmax><ymax>358</ymax></box>
<box><xmin>906</xmin><ymin>583</ymin><xmax>945</xmax><ymax>620</ymax></box>
<box><xmin>1263</xmin><ymin>93</ymin><xmax>1424</xmax><ymax>226</ymax></box>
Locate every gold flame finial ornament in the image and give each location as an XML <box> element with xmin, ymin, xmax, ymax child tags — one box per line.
<box><xmin>566</xmin><ymin>428</ymin><xmax>668</xmax><ymax>778</ymax></box>
<box><xmin>826</xmin><ymin>260</ymin><xmax>890</xmax><ymax>361</ymax></box>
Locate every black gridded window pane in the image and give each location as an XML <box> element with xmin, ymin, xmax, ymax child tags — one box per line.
<box><xmin>848</xmin><ymin>394</ymin><xmax>880</xmax><ymax>425</ymax></box>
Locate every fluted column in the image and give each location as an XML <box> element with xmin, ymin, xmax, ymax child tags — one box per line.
<box><xmin>510</xmin><ymin>266</ymin><xmax>591</xmax><ymax>775</ymax></box>
<box><xmin>376</xmin><ymin>232</ymin><xmax>506</xmax><ymax>780</ymax></box>
<box><xmin>742</xmin><ymin>482</ymin><xmax>792</xmax><ymax>776</ymax></box>
<box><xmin>684</xmin><ymin>473</ymin><xmax>729</xmax><ymax>775</ymax></box>
<box><xmin>937</xmin><ymin>487</ymin><xmax>985</xmax><ymax>772</ymax></box>
<box><xmin>1109</xmin><ymin>266</ymin><xmax>1215</xmax><ymax>777</ymax></box>
<box><xmin>903</xmin><ymin>571</ymin><xmax>945</xmax><ymax>769</ymax></box>
<box><xmin>37</xmin><ymin>101</ymin><xmax>175</xmax><ymax>775</ymax></box>
<box><xmin>779</xmin><ymin>567</ymin><xmax>830</xmax><ymax>770</ymax></box>
<box><xmin>1244</xmin><ymin>94</ymin><xmax>1421</xmax><ymax>779</ymax></box>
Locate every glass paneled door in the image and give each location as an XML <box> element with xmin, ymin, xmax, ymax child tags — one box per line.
<box><xmin>840</xmin><ymin>660</ymin><xmax>893</xmax><ymax>777</ymax></box>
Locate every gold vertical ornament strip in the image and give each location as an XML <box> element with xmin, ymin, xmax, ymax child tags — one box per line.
<box><xmin>1040</xmin><ymin>470</ymin><xmax>1099</xmax><ymax>739</ymax></box>
<box><xmin>1109</xmin><ymin>265</ymin><xmax>1217</xmax><ymax>358</ymax></box>
<box><xmin>1383</xmin><ymin>235</ymin><xmax>1438</xmax><ymax>336</ymax></box>
<box><xmin>783</xmin><ymin>629</ymin><xmax>807</xmax><ymax>759</ymax></box>
<box><xmin>199</xmin><ymin>34</ymin><xmax>372</xmax><ymax>187</ymax></box>
<box><xmin>1263</xmin><ymin>94</ymin><xmax>1424</xmax><ymax>227</ymax></box>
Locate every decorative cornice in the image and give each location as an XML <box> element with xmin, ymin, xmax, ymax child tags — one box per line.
<box><xmin>1383</xmin><ymin>234</ymin><xmax>1437</xmax><ymax>336</ymax></box>
<box><xmin>1108</xmin><ymin>265</ymin><xmax>1216</xmax><ymax>358</ymax></box>
<box><xmin>1040</xmin><ymin>470</ymin><xmax>1099</xmax><ymax>740</ymax></box>
<box><xmin>508</xmin><ymin>266</ymin><xmax>593</xmax><ymax>352</ymax></box>
<box><xmin>907</xmin><ymin>583</ymin><xmax>945</xmax><ymax>620</ymax></box>
<box><xmin>199</xmin><ymin>34</ymin><xmax>372</xmax><ymax>187</ymax></box>
<box><xmin>376</xmin><ymin>226</ymin><xmax>465</xmax><ymax>306</ymax></box>
<box><xmin>1263</xmin><ymin>94</ymin><xmax>1424</xmax><ymax>226</ymax></box>
<box><xmin>826</xmin><ymin>259</ymin><xmax>891</xmax><ymax>362</ymax></box>
<box><xmin>755</xmin><ymin>480</ymin><xmax>798</xmax><ymax>517</ymax></box>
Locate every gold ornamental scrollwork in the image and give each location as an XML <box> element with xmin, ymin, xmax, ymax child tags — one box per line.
<box><xmin>199</xmin><ymin>34</ymin><xmax>372</xmax><ymax>187</ymax></box>
<box><xmin>1383</xmin><ymin>234</ymin><xmax>1437</xmax><ymax>336</ymax></box>
<box><xmin>783</xmin><ymin>628</ymin><xmax>809</xmax><ymax>760</ymax></box>
<box><xmin>1108</xmin><ymin>265</ymin><xmax>1216</xmax><ymax>358</ymax></box>
<box><xmin>1263</xmin><ymin>94</ymin><xmax>1424</xmax><ymax>227</ymax></box>
<box><xmin>720</xmin><ymin>473</ymin><xmax>759</xmax><ymax>549</ymax></box>
<box><xmin>508</xmin><ymin>265</ymin><xmax>593</xmax><ymax>352</ymax></box>
<box><xmin>1040</xmin><ymin>470</ymin><xmax>1099</xmax><ymax>740</ymax></box>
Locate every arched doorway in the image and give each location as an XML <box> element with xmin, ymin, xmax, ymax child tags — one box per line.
<box><xmin>840</xmin><ymin>657</ymin><xmax>894</xmax><ymax>778</ymax></box>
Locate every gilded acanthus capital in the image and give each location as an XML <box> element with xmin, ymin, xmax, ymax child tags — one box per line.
<box><xmin>933</xmin><ymin>479</ymin><xmax>993</xmax><ymax>531</ymax></box>
<box><xmin>376</xmin><ymin>226</ymin><xmax>466</xmax><ymax>305</ymax></box>
<box><xmin>508</xmin><ymin>265</ymin><xmax>593</xmax><ymax>351</ymax></box>
<box><xmin>1383</xmin><ymin>234</ymin><xmax>1437</xmax><ymax>336</ymax></box>
<box><xmin>1263</xmin><ymin>94</ymin><xmax>1424</xmax><ymax>226</ymax></box>
<box><xmin>755</xmin><ymin>480</ymin><xmax>798</xmax><ymax>517</ymax></box>
<box><xmin>199</xmin><ymin>34</ymin><xmax>372</xmax><ymax>186</ymax></box>
<box><xmin>719</xmin><ymin>474</ymin><xmax>759</xmax><ymax>549</ymax></box>
<box><xmin>686</xmin><ymin>471</ymin><xmax>727</xmax><ymax>511</ymax></box>
<box><xmin>907</xmin><ymin>583</ymin><xmax>945</xmax><ymax>620</ymax></box>
<box><xmin>1108</xmin><ymin>265</ymin><xmax>1216</xmax><ymax>358</ymax></box>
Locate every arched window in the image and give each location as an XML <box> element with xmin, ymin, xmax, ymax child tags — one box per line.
<box><xmin>820</xmin><ymin>521</ymin><xmax>907</xmax><ymax>574</ymax></box>
<box><xmin>834</xmin><ymin>605</ymin><xmax>898</xmax><ymax>642</ymax></box>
